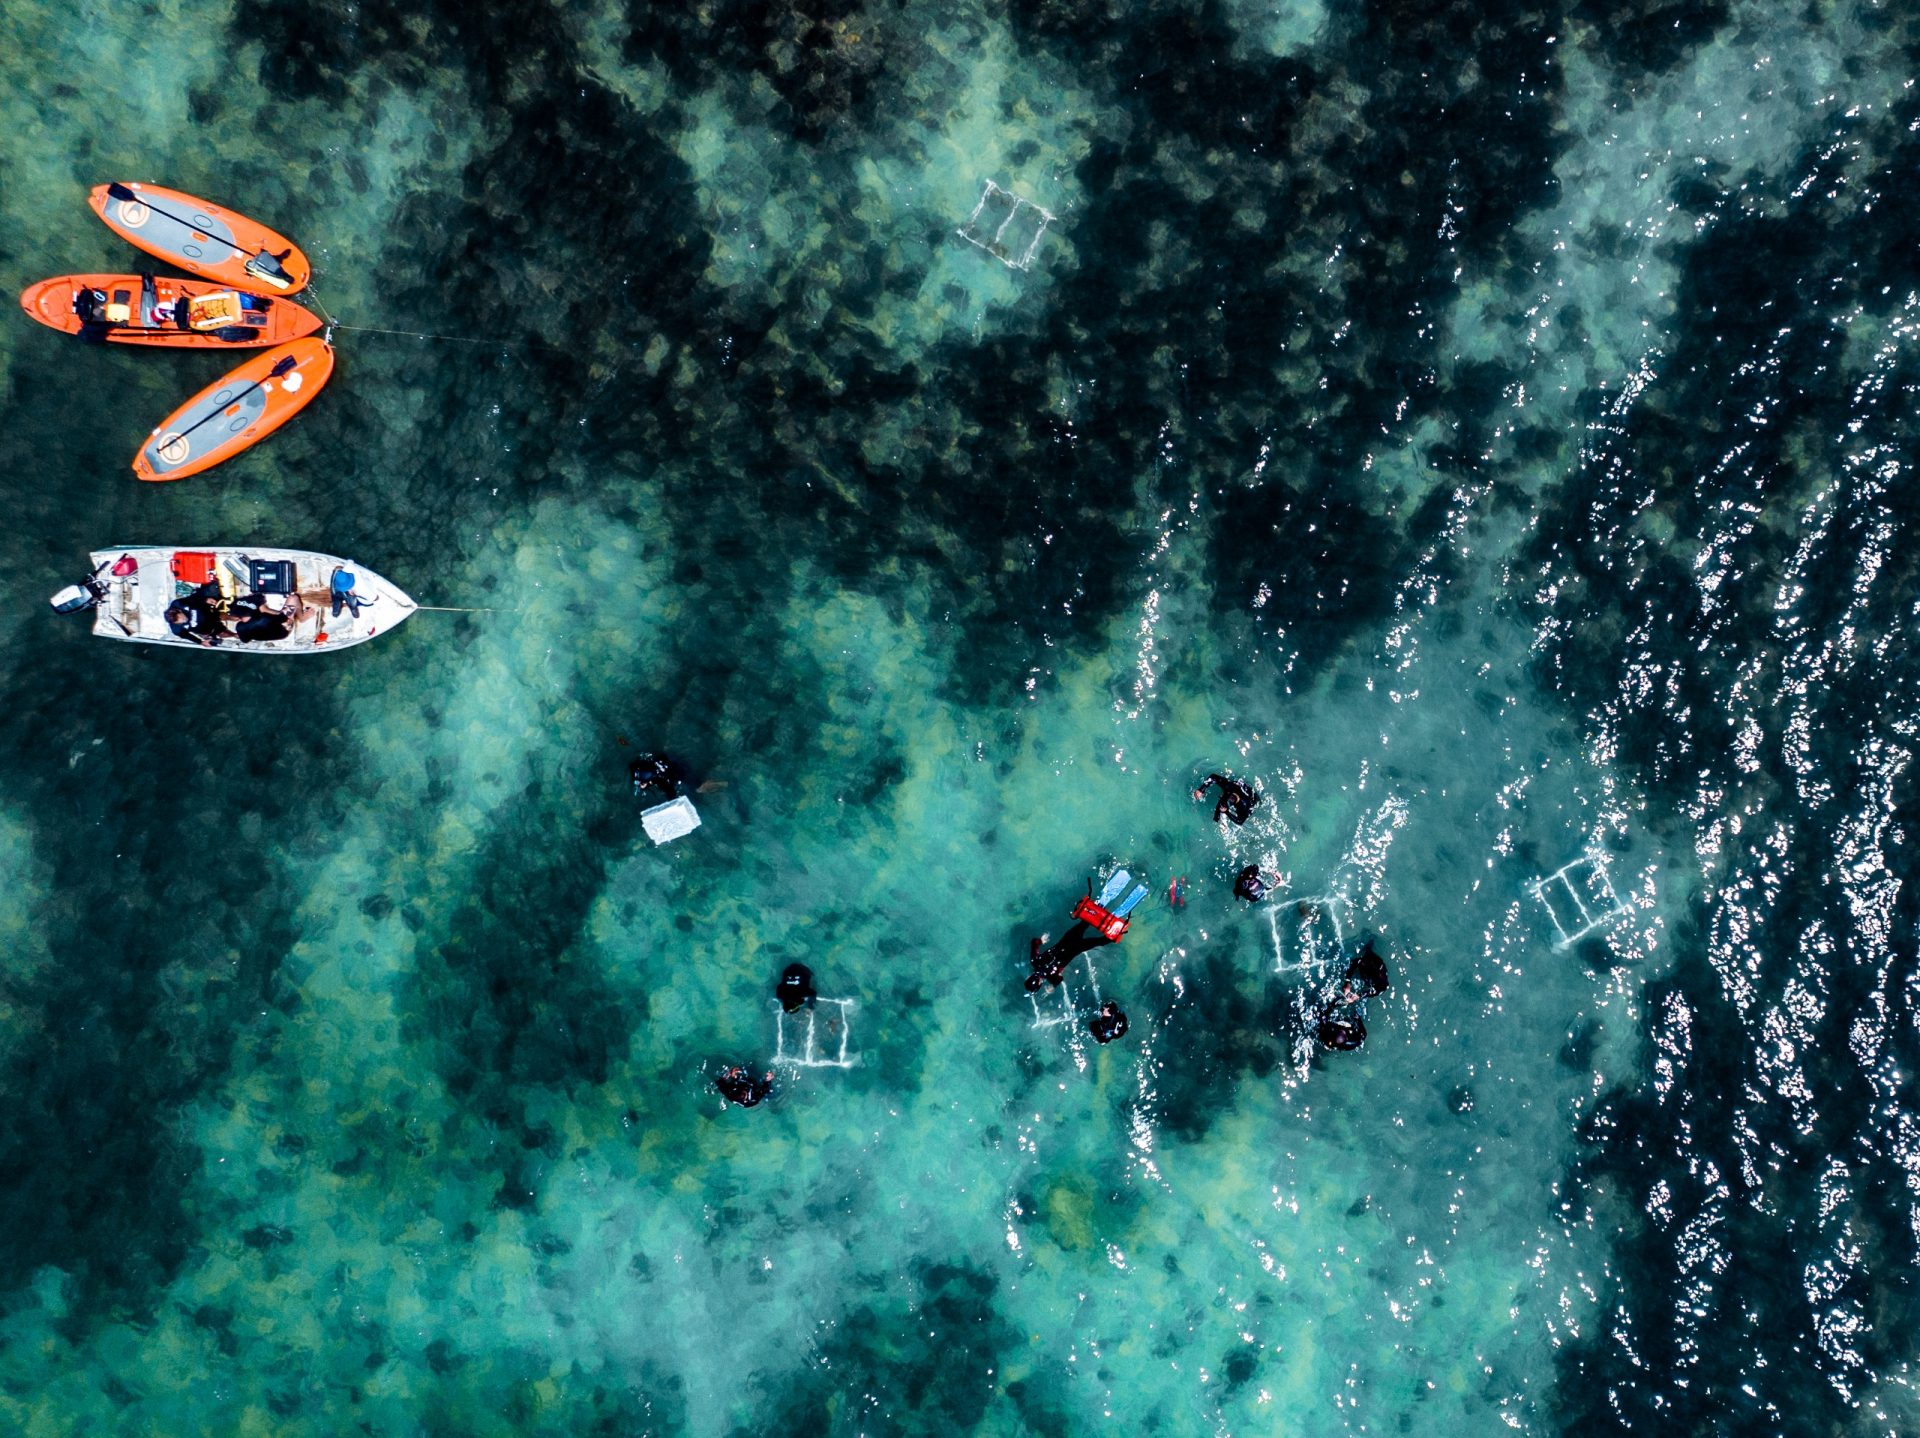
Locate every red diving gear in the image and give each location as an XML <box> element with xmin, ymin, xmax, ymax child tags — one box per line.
<box><xmin>1072</xmin><ymin>895</ymin><xmax>1131</xmax><ymax>942</ymax></box>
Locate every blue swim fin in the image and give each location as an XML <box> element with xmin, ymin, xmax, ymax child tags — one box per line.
<box><xmin>1097</xmin><ymin>869</ymin><xmax>1131</xmax><ymax>906</ymax></box>
<box><xmin>1112</xmin><ymin>883</ymin><xmax>1150</xmax><ymax>919</ymax></box>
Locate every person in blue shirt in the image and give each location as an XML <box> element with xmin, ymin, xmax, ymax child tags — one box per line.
<box><xmin>330</xmin><ymin>567</ymin><xmax>366</xmax><ymax>619</ymax></box>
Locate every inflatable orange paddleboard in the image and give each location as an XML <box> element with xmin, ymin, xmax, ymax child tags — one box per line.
<box><xmin>19</xmin><ymin>273</ymin><xmax>322</xmax><ymax>349</ymax></box>
<box><xmin>89</xmin><ymin>182</ymin><xmax>311</xmax><ymax>293</ymax></box>
<box><xmin>133</xmin><ymin>338</ymin><xmax>334</xmax><ymax>482</ymax></box>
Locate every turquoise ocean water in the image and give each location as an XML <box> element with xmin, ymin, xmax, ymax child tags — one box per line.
<box><xmin>2</xmin><ymin>0</ymin><xmax>1919</xmax><ymax>1432</ymax></box>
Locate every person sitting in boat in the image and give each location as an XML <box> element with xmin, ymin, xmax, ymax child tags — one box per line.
<box><xmin>330</xmin><ymin>567</ymin><xmax>366</xmax><ymax>619</ymax></box>
<box><xmin>165</xmin><ymin>596</ymin><xmax>226</xmax><ymax>646</ymax></box>
<box><xmin>630</xmin><ymin>751</ymin><xmax>688</xmax><ymax>802</ymax></box>
<box><xmin>1194</xmin><ymin>772</ymin><xmax>1260</xmax><ymax>826</ymax></box>
<box><xmin>235</xmin><ymin>611</ymin><xmax>291</xmax><ymax>643</ymax></box>
<box><xmin>230</xmin><ymin>594</ymin><xmax>293</xmax><ymax>643</ymax></box>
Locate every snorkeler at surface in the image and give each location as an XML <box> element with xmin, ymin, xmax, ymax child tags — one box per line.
<box><xmin>715</xmin><ymin>1066</ymin><xmax>773</xmax><ymax>1107</ymax></box>
<box><xmin>1233</xmin><ymin>865</ymin><xmax>1272</xmax><ymax>903</ymax></box>
<box><xmin>629</xmin><ymin>751</ymin><xmax>688</xmax><ymax>802</ymax></box>
<box><xmin>1317</xmin><ymin>941</ymin><xmax>1390</xmax><ymax>1052</ymax></box>
<box><xmin>1336</xmin><ymin>941</ymin><xmax>1390</xmax><ymax>1003</ymax></box>
<box><xmin>1318</xmin><ymin>1013</ymin><xmax>1366</xmax><ymax>1051</ymax></box>
<box><xmin>777</xmin><ymin>962</ymin><xmax>817</xmax><ymax>1013</ymax></box>
<box><xmin>1024</xmin><ymin>923</ymin><xmax>1113</xmax><ymax>992</ymax></box>
<box><xmin>1194</xmin><ymin>772</ymin><xmax>1260</xmax><ymax>826</ymax></box>
<box><xmin>1089</xmin><ymin>1001</ymin><xmax>1129</xmax><ymax>1044</ymax></box>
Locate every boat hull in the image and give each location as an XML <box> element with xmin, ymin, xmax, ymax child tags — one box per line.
<box><xmin>84</xmin><ymin>547</ymin><xmax>415</xmax><ymax>653</ymax></box>
<box><xmin>19</xmin><ymin>273</ymin><xmax>322</xmax><ymax>348</ymax></box>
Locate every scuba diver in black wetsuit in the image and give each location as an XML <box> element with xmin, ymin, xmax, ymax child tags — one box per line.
<box><xmin>630</xmin><ymin>751</ymin><xmax>688</xmax><ymax>802</ymax></box>
<box><xmin>165</xmin><ymin>581</ymin><xmax>228</xmax><ymax>646</ymax></box>
<box><xmin>1336</xmin><ymin>942</ymin><xmax>1390</xmax><ymax>1004</ymax></box>
<box><xmin>1088</xmin><ymin>1001</ymin><xmax>1129</xmax><ymax>1044</ymax></box>
<box><xmin>716</xmin><ymin>1065</ymin><xmax>773</xmax><ymax>1107</ymax></box>
<box><xmin>1317</xmin><ymin>941</ymin><xmax>1391</xmax><ymax>1053</ymax></box>
<box><xmin>1318</xmin><ymin>1013</ymin><xmax>1366</xmax><ymax>1050</ymax></box>
<box><xmin>1025</xmin><ymin>923</ymin><xmax>1113</xmax><ymax>992</ymax></box>
<box><xmin>1233</xmin><ymin>865</ymin><xmax>1272</xmax><ymax>903</ymax></box>
<box><xmin>229</xmin><ymin>592</ymin><xmax>294</xmax><ymax>642</ymax></box>
<box><xmin>1194</xmin><ymin>772</ymin><xmax>1260</xmax><ymax>826</ymax></box>
<box><xmin>777</xmin><ymin>962</ymin><xmax>817</xmax><ymax>1013</ymax></box>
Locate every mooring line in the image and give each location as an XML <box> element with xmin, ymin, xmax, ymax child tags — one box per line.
<box><xmin>305</xmin><ymin>279</ymin><xmax>565</xmax><ymax>352</ymax></box>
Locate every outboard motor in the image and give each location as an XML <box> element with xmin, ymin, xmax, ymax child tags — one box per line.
<box><xmin>49</xmin><ymin>578</ymin><xmax>106</xmax><ymax>614</ymax></box>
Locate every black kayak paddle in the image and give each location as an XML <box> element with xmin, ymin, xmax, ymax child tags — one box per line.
<box><xmin>107</xmin><ymin>182</ymin><xmax>235</xmax><ymax>242</ymax></box>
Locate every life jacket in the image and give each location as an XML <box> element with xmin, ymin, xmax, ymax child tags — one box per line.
<box><xmin>187</xmin><ymin>291</ymin><xmax>244</xmax><ymax>330</ymax></box>
<box><xmin>1072</xmin><ymin>895</ymin><xmax>1130</xmax><ymax>942</ymax></box>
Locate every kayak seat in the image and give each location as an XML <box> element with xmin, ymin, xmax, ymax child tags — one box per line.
<box><xmin>188</xmin><ymin>292</ymin><xmax>244</xmax><ymax>331</ymax></box>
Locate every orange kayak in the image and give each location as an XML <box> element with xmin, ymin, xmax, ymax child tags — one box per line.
<box><xmin>19</xmin><ymin>273</ymin><xmax>322</xmax><ymax>349</ymax></box>
<box><xmin>133</xmin><ymin>338</ymin><xmax>334</xmax><ymax>482</ymax></box>
<box><xmin>89</xmin><ymin>182</ymin><xmax>311</xmax><ymax>293</ymax></box>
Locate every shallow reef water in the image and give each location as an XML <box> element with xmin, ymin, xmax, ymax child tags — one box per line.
<box><xmin>2</xmin><ymin>0</ymin><xmax>1920</xmax><ymax>1433</ymax></box>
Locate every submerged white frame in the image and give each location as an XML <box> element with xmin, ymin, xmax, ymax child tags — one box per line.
<box><xmin>773</xmin><ymin>997</ymin><xmax>858</xmax><ymax>1070</ymax></box>
<box><xmin>1529</xmin><ymin>853</ymin><xmax>1633</xmax><ymax>949</ymax></box>
<box><xmin>957</xmin><ymin>181</ymin><xmax>1055</xmax><ymax>271</ymax></box>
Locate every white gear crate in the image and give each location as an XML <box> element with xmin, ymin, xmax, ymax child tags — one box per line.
<box><xmin>641</xmin><ymin>796</ymin><xmax>701</xmax><ymax>845</ymax></box>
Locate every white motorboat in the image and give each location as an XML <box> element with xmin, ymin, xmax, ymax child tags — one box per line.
<box><xmin>51</xmin><ymin>546</ymin><xmax>416</xmax><ymax>653</ymax></box>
